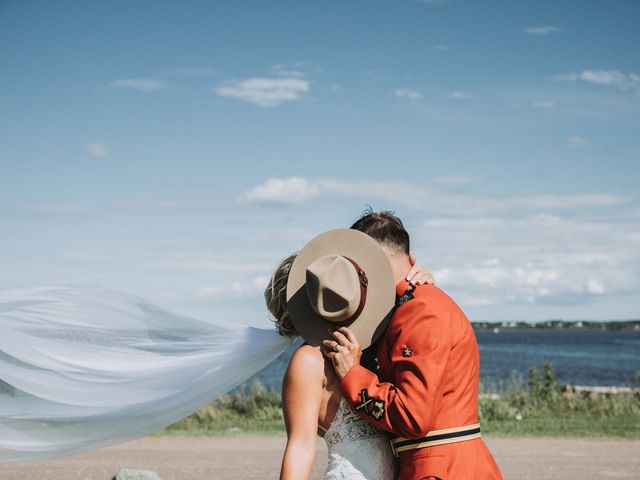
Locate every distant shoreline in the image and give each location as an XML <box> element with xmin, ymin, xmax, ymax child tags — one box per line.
<box><xmin>472</xmin><ymin>320</ymin><xmax>640</xmax><ymax>331</ymax></box>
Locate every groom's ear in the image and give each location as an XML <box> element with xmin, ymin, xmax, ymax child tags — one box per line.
<box><xmin>409</xmin><ymin>253</ymin><xmax>417</xmax><ymax>266</ymax></box>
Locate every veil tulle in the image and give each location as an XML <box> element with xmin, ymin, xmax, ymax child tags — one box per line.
<box><xmin>0</xmin><ymin>286</ymin><xmax>292</xmax><ymax>462</ymax></box>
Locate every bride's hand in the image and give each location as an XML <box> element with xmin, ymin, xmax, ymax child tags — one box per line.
<box><xmin>406</xmin><ymin>253</ymin><xmax>435</xmax><ymax>286</ymax></box>
<box><xmin>322</xmin><ymin>327</ymin><xmax>362</xmax><ymax>380</ymax></box>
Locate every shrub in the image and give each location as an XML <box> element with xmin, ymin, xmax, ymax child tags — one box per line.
<box><xmin>165</xmin><ymin>363</ymin><xmax>640</xmax><ymax>438</ymax></box>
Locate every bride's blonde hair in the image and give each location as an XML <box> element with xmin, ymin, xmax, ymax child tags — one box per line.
<box><xmin>265</xmin><ymin>253</ymin><xmax>298</xmax><ymax>338</ymax></box>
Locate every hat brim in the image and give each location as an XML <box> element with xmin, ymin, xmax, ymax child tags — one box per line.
<box><xmin>286</xmin><ymin>229</ymin><xmax>395</xmax><ymax>348</ymax></box>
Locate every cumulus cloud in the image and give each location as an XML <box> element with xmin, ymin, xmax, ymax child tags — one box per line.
<box><xmin>238</xmin><ymin>177</ymin><xmax>321</xmax><ymax>205</ymax></box>
<box><xmin>416</xmin><ymin>212</ymin><xmax>640</xmax><ymax>312</ymax></box>
<box><xmin>109</xmin><ymin>78</ymin><xmax>167</xmax><ymax>92</ymax></box>
<box><xmin>106</xmin><ymin>69</ymin><xmax>215</xmax><ymax>93</ymax></box>
<box><xmin>238</xmin><ymin>177</ymin><xmax>629</xmax><ymax>215</ymax></box>
<box><xmin>214</xmin><ymin>77</ymin><xmax>310</xmax><ymax>107</ymax></box>
<box><xmin>567</xmin><ymin>136</ymin><xmax>589</xmax><ymax>148</ymax></box>
<box><xmin>86</xmin><ymin>142</ymin><xmax>109</xmax><ymax>157</ymax></box>
<box><xmin>195</xmin><ymin>274</ymin><xmax>270</xmax><ymax>299</ymax></box>
<box><xmin>447</xmin><ymin>91</ymin><xmax>475</xmax><ymax>99</ymax></box>
<box><xmin>393</xmin><ymin>88</ymin><xmax>423</xmax><ymax>100</ymax></box>
<box><xmin>553</xmin><ymin>70</ymin><xmax>640</xmax><ymax>91</ymax></box>
<box><xmin>522</xmin><ymin>26</ymin><xmax>562</xmax><ymax>35</ymax></box>
<box><xmin>433</xmin><ymin>175</ymin><xmax>481</xmax><ymax>187</ymax></box>
<box><xmin>269</xmin><ymin>63</ymin><xmax>306</xmax><ymax>78</ymax></box>
<box><xmin>235</xmin><ymin>176</ymin><xmax>639</xmax><ymax>319</ymax></box>
<box><xmin>8</xmin><ymin>173</ymin><xmax>636</xmax><ymax>323</ymax></box>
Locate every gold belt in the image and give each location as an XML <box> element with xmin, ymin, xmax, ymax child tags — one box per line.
<box><xmin>390</xmin><ymin>423</ymin><xmax>481</xmax><ymax>456</ymax></box>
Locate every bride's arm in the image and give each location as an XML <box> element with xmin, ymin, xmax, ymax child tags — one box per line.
<box><xmin>280</xmin><ymin>345</ymin><xmax>324</xmax><ymax>480</ymax></box>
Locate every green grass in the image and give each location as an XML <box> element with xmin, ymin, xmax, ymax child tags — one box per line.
<box><xmin>162</xmin><ymin>364</ymin><xmax>640</xmax><ymax>439</ymax></box>
<box><xmin>163</xmin><ymin>379</ymin><xmax>285</xmax><ymax>435</ymax></box>
<box><xmin>478</xmin><ymin>363</ymin><xmax>640</xmax><ymax>438</ymax></box>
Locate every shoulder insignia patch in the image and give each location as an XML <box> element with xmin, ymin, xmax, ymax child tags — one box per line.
<box><xmin>395</xmin><ymin>284</ymin><xmax>416</xmax><ymax>307</ymax></box>
<box><xmin>371</xmin><ymin>399</ymin><xmax>386</xmax><ymax>420</ymax></box>
<box><xmin>355</xmin><ymin>389</ymin><xmax>386</xmax><ymax>421</ymax></box>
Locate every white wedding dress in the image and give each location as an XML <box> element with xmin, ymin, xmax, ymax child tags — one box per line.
<box><xmin>322</xmin><ymin>399</ymin><xmax>396</xmax><ymax>480</ymax></box>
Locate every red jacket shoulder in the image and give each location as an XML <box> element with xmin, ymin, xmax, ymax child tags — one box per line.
<box><xmin>390</xmin><ymin>284</ymin><xmax>470</xmax><ymax>343</ymax></box>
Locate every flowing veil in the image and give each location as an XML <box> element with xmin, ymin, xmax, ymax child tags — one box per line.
<box><xmin>0</xmin><ymin>286</ymin><xmax>291</xmax><ymax>462</ymax></box>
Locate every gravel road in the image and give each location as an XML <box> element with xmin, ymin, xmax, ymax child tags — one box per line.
<box><xmin>1</xmin><ymin>435</ymin><xmax>638</xmax><ymax>479</ymax></box>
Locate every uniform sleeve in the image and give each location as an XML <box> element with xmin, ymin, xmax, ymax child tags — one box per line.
<box><xmin>340</xmin><ymin>298</ymin><xmax>451</xmax><ymax>439</ymax></box>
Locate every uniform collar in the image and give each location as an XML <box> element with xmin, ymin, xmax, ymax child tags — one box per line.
<box><xmin>395</xmin><ymin>280</ymin><xmax>417</xmax><ymax>308</ymax></box>
<box><xmin>395</xmin><ymin>279</ymin><xmax>411</xmax><ymax>297</ymax></box>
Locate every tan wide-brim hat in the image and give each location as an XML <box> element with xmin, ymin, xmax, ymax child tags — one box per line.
<box><xmin>286</xmin><ymin>229</ymin><xmax>395</xmax><ymax>348</ymax></box>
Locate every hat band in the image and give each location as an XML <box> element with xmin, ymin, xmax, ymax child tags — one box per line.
<box><xmin>343</xmin><ymin>257</ymin><xmax>368</xmax><ymax>324</ymax></box>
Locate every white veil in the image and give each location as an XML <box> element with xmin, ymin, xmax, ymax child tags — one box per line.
<box><xmin>0</xmin><ymin>286</ymin><xmax>292</xmax><ymax>462</ymax></box>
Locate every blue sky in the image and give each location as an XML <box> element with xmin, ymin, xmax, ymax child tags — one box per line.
<box><xmin>1</xmin><ymin>0</ymin><xmax>639</xmax><ymax>325</ymax></box>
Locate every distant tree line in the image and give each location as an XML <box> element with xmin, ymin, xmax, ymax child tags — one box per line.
<box><xmin>472</xmin><ymin>320</ymin><xmax>640</xmax><ymax>331</ymax></box>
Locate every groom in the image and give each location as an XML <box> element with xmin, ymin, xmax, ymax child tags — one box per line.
<box><xmin>325</xmin><ymin>210</ymin><xmax>503</xmax><ymax>479</ymax></box>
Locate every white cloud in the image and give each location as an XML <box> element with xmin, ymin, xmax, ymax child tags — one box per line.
<box><xmin>587</xmin><ymin>279</ymin><xmax>605</xmax><ymax>295</ymax></box>
<box><xmin>511</xmin><ymin>100</ymin><xmax>556</xmax><ymax>109</ymax></box>
<box><xmin>86</xmin><ymin>142</ymin><xmax>109</xmax><ymax>157</ymax></box>
<box><xmin>575</xmin><ymin>70</ymin><xmax>627</xmax><ymax>85</ymax></box>
<box><xmin>238</xmin><ymin>177</ymin><xmax>321</xmax><ymax>205</ymax></box>
<box><xmin>214</xmin><ymin>77</ymin><xmax>310</xmax><ymax>107</ymax></box>
<box><xmin>567</xmin><ymin>136</ymin><xmax>589</xmax><ymax>148</ymax></box>
<box><xmin>195</xmin><ymin>274</ymin><xmax>270</xmax><ymax>299</ymax></box>
<box><xmin>522</xmin><ymin>26</ymin><xmax>562</xmax><ymax>35</ymax></box>
<box><xmin>417</xmin><ymin>213</ymin><xmax>639</xmax><ymax>310</ymax></box>
<box><xmin>6</xmin><ymin>175</ymin><xmax>638</xmax><ymax>323</ymax></box>
<box><xmin>109</xmin><ymin>78</ymin><xmax>166</xmax><ymax>92</ymax></box>
<box><xmin>269</xmin><ymin>63</ymin><xmax>305</xmax><ymax>78</ymax></box>
<box><xmin>433</xmin><ymin>175</ymin><xmax>480</xmax><ymax>187</ymax></box>
<box><xmin>393</xmin><ymin>88</ymin><xmax>423</xmax><ymax>100</ymax></box>
<box><xmin>106</xmin><ymin>69</ymin><xmax>215</xmax><ymax>93</ymax></box>
<box><xmin>525</xmin><ymin>193</ymin><xmax>621</xmax><ymax>209</ymax></box>
<box><xmin>433</xmin><ymin>44</ymin><xmax>449</xmax><ymax>51</ymax></box>
<box><xmin>447</xmin><ymin>91</ymin><xmax>475</xmax><ymax>99</ymax></box>
<box><xmin>190</xmin><ymin>188</ymin><xmax>639</xmax><ymax>319</ymax></box>
<box><xmin>416</xmin><ymin>0</ymin><xmax>451</xmax><ymax>4</ymax></box>
<box><xmin>237</xmin><ymin>177</ymin><xmax>629</xmax><ymax>215</ymax></box>
<box><xmin>554</xmin><ymin>70</ymin><xmax>640</xmax><ymax>91</ymax></box>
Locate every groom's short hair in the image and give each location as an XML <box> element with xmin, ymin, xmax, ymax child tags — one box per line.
<box><xmin>350</xmin><ymin>208</ymin><xmax>410</xmax><ymax>255</ymax></box>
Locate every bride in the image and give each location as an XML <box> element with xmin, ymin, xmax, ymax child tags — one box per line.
<box><xmin>265</xmin><ymin>230</ymin><xmax>433</xmax><ymax>480</ymax></box>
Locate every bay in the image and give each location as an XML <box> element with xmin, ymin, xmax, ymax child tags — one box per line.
<box><xmin>249</xmin><ymin>329</ymin><xmax>640</xmax><ymax>393</ymax></box>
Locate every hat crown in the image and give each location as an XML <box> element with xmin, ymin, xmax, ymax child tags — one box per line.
<box><xmin>305</xmin><ymin>255</ymin><xmax>361</xmax><ymax>322</ymax></box>
<box><xmin>286</xmin><ymin>228</ymin><xmax>395</xmax><ymax>348</ymax></box>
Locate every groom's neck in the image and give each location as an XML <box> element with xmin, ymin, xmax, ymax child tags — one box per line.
<box><xmin>383</xmin><ymin>248</ymin><xmax>412</xmax><ymax>285</ymax></box>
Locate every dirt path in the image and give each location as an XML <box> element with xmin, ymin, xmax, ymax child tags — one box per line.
<box><xmin>1</xmin><ymin>435</ymin><xmax>638</xmax><ymax>479</ymax></box>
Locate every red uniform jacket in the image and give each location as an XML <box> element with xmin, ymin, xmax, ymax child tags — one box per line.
<box><xmin>341</xmin><ymin>281</ymin><xmax>503</xmax><ymax>480</ymax></box>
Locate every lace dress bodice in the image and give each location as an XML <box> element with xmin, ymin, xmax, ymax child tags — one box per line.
<box><xmin>322</xmin><ymin>399</ymin><xmax>396</xmax><ymax>480</ymax></box>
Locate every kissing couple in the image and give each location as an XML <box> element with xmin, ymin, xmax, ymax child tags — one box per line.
<box><xmin>266</xmin><ymin>210</ymin><xmax>503</xmax><ymax>480</ymax></box>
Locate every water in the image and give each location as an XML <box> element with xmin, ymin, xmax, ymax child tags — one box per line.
<box><xmin>251</xmin><ymin>329</ymin><xmax>640</xmax><ymax>393</ymax></box>
<box><xmin>476</xmin><ymin>329</ymin><xmax>640</xmax><ymax>388</ymax></box>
